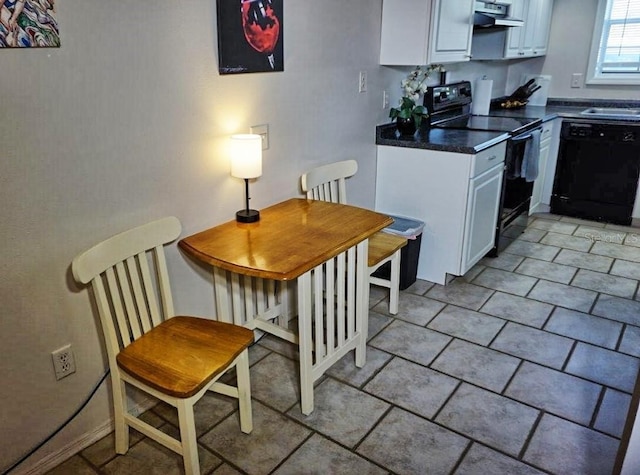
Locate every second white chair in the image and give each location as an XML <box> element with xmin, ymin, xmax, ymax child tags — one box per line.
<box><xmin>301</xmin><ymin>160</ymin><xmax>407</xmax><ymax>314</ymax></box>
<box><xmin>72</xmin><ymin>217</ymin><xmax>254</xmax><ymax>475</ymax></box>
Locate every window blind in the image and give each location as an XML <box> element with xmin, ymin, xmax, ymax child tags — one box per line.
<box><xmin>598</xmin><ymin>0</ymin><xmax>640</xmax><ymax>74</ymax></box>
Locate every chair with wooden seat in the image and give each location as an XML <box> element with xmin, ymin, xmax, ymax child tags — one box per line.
<box><xmin>72</xmin><ymin>217</ymin><xmax>253</xmax><ymax>475</ymax></box>
<box><xmin>301</xmin><ymin>160</ymin><xmax>407</xmax><ymax>314</ymax></box>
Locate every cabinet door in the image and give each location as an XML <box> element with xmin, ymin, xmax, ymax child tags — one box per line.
<box><xmin>505</xmin><ymin>0</ymin><xmax>553</xmax><ymax>58</ymax></box>
<box><xmin>430</xmin><ymin>0</ymin><xmax>474</xmax><ymax>63</ymax></box>
<box><xmin>379</xmin><ymin>0</ymin><xmax>473</xmax><ymax>65</ymax></box>
<box><xmin>461</xmin><ymin>165</ymin><xmax>505</xmax><ymax>274</ymax></box>
<box><xmin>530</xmin><ymin>123</ymin><xmax>553</xmax><ymax>213</ymax></box>
<box><xmin>505</xmin><ymin>0</ymin><xmax>527</xmax><ymax>58</ymax></box>
<box><xmin>531</xmin><ymin>0</ymin><xmax>553</xmax><ymax>55</ymax></box>
<box><xmin>379</xmin><ymin>0</ymin><xmax>431</xmax><ymax>65</ymax></box>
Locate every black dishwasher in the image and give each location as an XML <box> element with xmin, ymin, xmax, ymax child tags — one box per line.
<box><xmin>551</xmin><ymin>120</ymin><xmax>640</xmax><ymax>225</ymax></box>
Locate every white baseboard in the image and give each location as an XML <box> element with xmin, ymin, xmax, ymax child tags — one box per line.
<box><xmin>10</xmin><ymin>397</ymin><xmax>158</xmax><ymax>475</ymax></box>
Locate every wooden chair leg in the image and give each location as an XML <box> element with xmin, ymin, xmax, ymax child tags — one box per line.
<box><xmin>177</xmin><ymin>400</ymin><xmax>200</xmax><ymax>475</ymax></box>
<box><xmin>235</xmin><ymin>350</ymin><xmax>253</xmax><ymax>433</ymax></box>
<box><xmin>112</xmin><ymin>374</ymin><xmax>129</xmax><ymax>454</ymax></box>
<box><xmin>389</xmin><ymin>250</ymin><xmax>401</xmax><ymax>315</ymax></box>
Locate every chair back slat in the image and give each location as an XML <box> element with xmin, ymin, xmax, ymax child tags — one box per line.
<box><xmin>301</xmin><ymin>160</ymin><xmax>357</xmax><ymax>205</ymax></box>
<box><xmin>125</xmin><ymin>254</ymin><xmax>153</xmax><ymax>333</ymax></box>
<box><xmin>72</xmin><ymin>217</ymin><xmax>182</xmax><ymax>358</ymax></box>
<box><xmin>105</xmin><ymin>266</ymin><xmax>134</xmax><ymax>347</ymax></box>
<box><xmin>125</xmin><ymin>256</ymin><xmax>148</xmax><ymax>335</ymax></box>
<box><xmin>152</xmin><ymin>244</ymin><xmax>175</xmax><ymax>321</ymax></box>
<box><xmin>115</xmin><ymin>260</ymin><xmax>145</xmax><ymax>340</ymax></box>
<box><xmin>91</xmin><ymin>277</ymin><xmax>126</xmax><ymax>365</ymax></box>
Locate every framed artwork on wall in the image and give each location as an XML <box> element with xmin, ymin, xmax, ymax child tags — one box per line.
<box><xmin>0</xmin><ymin>0</ymin><xmax>60</xmax><ymax>48</ymax></box>
<box><xmin>217</xmin><ymin>0</ymin><xmax>283</xmax><ymax>75</ymax></box>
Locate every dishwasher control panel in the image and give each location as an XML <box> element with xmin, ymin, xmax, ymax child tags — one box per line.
<box><xmin>563</xmin><ymin>121</ymin><xmax>638</xmax><ymax>142</ymax></box>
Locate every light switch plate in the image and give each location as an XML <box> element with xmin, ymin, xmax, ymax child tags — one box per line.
<box><xmin>571</xmin><ymin>73</ymin><xmax>583</xmax><ymax>88</ymax></box>
<box><xmin>250</xmin><ymin>124</ymin><xmax>269</xmax><ymax>150</ymax></box>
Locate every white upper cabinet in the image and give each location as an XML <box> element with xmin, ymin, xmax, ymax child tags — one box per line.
<box><xmin>380</xmin><ymin>0</ymin><xmax>475</xmax><ymax>65</ymax></box>
<box><xmin>505</xmin><ymin>0</ymin><xmax>554</xmax><ymax>58</ymax></box>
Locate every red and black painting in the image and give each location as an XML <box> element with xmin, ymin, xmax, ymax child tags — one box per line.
<box><xmin>217</xmin><ymin>0</ymin><xmax>283</xmax><ymax>74</ymax></box>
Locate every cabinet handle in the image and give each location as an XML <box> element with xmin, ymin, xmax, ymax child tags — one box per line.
<box><xmin>487</xmin><ymin>155</ymin><xmax>497</xmax><ymax>161</ymax></box>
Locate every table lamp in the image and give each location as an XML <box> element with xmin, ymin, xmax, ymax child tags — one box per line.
<box><xmin>230</xmin><ymin>134</ymin><xmax>262</xmax><ymax>223</ymax></box>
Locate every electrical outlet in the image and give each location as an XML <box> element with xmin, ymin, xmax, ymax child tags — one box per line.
<box><xmin>359</xmin><ymin>71</ymin><xmax>367</xmax><ymax>93</ymax></box>
<box><xmin>250</xmin><ymin>124</ymin><xmax>269</xmax><ymax>150</ymax></box>
<box><xmin>52</xmin><ymin>344</ymin><xmax>76</xmax><ymax>380</ymax></box>
<box><xmin>383</xmin><ymin>90</ymin><xmax>389</xmax><ymax>109</ymax></box>
<box><xmin>571</xmin><ymin>73</ymin><xmax>583</xmax><ymax>88</ymax></box>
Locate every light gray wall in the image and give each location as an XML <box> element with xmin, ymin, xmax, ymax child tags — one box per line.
<box><xmin>0</xmin><ymin>1</ymin><xmax>387</xmax><ymax>471</ymax></box>
<box><xmin>542</xmin><ymin>0</ymin><xmax>640</xmax><ymax>99</ymax></box>
<box><xmin>5</xmin><ymin>1</ymin><xmax>639</xmax><ymax>471</ymax></box>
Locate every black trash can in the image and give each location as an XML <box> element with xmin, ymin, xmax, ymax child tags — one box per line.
<box><xmin>372</xmin><ymin>215</ymin><xmax>424</xmax><ymax>290</ymax></box>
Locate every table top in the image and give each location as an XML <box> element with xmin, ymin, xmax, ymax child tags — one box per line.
<box><xmin>178</xmin><ymin>198</ymin><xmax>393</xmax><ymax>281</ymax></box>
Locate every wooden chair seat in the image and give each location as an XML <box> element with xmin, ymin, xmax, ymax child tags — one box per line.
<box><xmin>367</xmin><ymin>231</ymin><xmax>407</xmax><ymax>268</ymax></box>
<box><xmin>117</xmin><ymin>317</ymin><xmax>254</xmax><ymax>398</ymax></box>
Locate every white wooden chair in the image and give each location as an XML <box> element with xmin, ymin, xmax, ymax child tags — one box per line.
<box><xmin>301</xmin><ymin>160</ymin><xmax>407</xmax><ymax>314</ymax></box>
<box><xmin>72</xmin><ymin>217</ymin><xmax>253</xmax><ymax>475</ymax></box>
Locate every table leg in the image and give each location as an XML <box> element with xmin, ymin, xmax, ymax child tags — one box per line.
<box><xmin>213</xmin><ymin>267</ymin><xmax>232</xmax><ymax>323</ymax></box>
<box><xmin>297</xmin><ymin>271</ymin><xmax>314</xmax><ymax>415</ymax></box>
<box><xmin>355</xmin><ymin>240</ymin><xmax>369</xmax><ymax>367</ymax></box>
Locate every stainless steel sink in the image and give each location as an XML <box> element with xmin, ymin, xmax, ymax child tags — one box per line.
<box><xmin>581</xmin><ymin>107</ymin><xmax>640</xmax><ymax>118</ymax></box>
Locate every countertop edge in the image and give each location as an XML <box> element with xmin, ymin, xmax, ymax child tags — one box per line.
<box><xmin>376</xmin><ymin>123</ymin><xmax>509</xmax><ymax>154</ymax></box>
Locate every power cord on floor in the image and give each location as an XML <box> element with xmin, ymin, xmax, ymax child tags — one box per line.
<box><xmin>1</xmin><ymin>369</ymin><xmax>110</xmax><ymax>475</ymax></box>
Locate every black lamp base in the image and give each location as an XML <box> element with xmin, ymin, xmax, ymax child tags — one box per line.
<box><xmin>236</xmin><ymin>209</ymin><xmax>260</xmax><ymax>223</ymax></box>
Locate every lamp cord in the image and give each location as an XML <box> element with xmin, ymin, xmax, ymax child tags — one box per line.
<box><xmin>2</xmin><ymin>369</ymin><xmax>110</xmax><ymax>475</ymax></box>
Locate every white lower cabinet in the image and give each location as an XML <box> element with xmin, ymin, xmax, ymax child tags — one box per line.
<box><xmin>530</xmin><ymin>118</ymin><xmax>562</xmax><ymax>213</ymax></box>
<box><xmin>462</xmin><ymin>165</ymin><xmax>505</xmax><ymax>274</ymax></box>
<box><xmin>529</xmin><ymin>121</ymin><xmax>553</xmax><ymax>213</ymax></box>
<box><xmin>375</xmin><ymin>141</ymin><xmax>507</xmax><ymax>284</ymax></box>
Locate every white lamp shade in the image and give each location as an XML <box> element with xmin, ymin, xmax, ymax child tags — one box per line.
<box><xmin>230</xmin><ymin>134</ymin><xmax>262</xmax><ymax>179</ymax></box>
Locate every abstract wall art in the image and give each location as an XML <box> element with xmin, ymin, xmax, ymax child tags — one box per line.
<box><xmin>0</xmin><ymin>0</ymin><xmax>59</xmax><ymax>48</ymax></box>
<box><xmin>217</xmin><ymin>0</ymin><xmax>283</xmax><ymax>74</ymax></box>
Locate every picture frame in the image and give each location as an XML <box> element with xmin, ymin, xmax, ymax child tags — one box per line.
<box><xmin>217</xmin><ymin>0</ymin><xmax>283</xmax><ymax>75</ymax></box>
<box><xmin>0</xmin><ymin>0</ymin><xmax>60</xmax><ymax>48</ymax></box>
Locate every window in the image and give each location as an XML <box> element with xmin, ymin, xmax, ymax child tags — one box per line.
<box><xmin>587</xmin><ymin>0</ymin><xmax>640</xmax><ymax>85</ymax></box>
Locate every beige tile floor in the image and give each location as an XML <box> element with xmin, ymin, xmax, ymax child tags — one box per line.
<box><xmin>46</xmin><ymin>214</ymin><xmax>640</xmax><ymax>475</ymax></box>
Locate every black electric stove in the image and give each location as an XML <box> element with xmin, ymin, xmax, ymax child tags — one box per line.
<box><xmin>425</xmin><ymin>81</ymin><xmax>543</xmax><ymax>256</ymax></box>
<box><xmin>425</xmin><ymin>81</ymin><xmax>542</xmax><ymax>133</ymax></box>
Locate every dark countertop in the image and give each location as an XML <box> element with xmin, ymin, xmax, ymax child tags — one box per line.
<box><xmin>376</xmin><ymin>123</ymin><xmax>509</xmax><ymax>154</ymax></box>
<box><xmin>377</xmin><ymin>99</ymin><xmax>640</xmax><ymax>153</ymax></box>
<box><xmin>488</xmin><ymin>99</ymin><xmax>640</xmax><ymax>123</ymax></box>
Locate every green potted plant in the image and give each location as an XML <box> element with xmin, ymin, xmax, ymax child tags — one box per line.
<box><xmin>389</xmin><ymin>65</ymin><xmax>442</xmax><ymax>136</ymax></box>
<box><xmin>389</xmin><ymin>96</ymin><xmax>430</xmax><ymax>136</ymax></box>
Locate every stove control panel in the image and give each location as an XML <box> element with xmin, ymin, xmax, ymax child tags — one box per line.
<box><xmin>426</xmin><ymin>81</ymin><xmax>472</xmax><ymax>113</ymax></box>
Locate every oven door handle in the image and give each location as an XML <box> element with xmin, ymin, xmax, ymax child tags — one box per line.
<box><xmin>511</xmin><ymin>127</ymin><xmax>542</xmax><ymax>143</ymax></box>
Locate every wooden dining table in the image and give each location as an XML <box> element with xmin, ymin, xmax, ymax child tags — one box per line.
<box><xmin>179</xmin><ymin>198</ymin><xmax>392</xmax><ymax>414</ymax></box>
